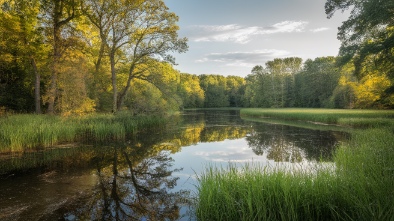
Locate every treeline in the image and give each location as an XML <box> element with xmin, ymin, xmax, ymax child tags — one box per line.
<box><xmin>181</xmin><ymin>55</ymin><xmax>393</xmax><ymax>109</ymax></box>
<box><xmin>244</xmin><ymin>56</ymin><xmax>393</xmax><ymax>109</ymax></box>
<box><xmin>1</xmin><ymin>0</ymin><xmax>393</xmax><ymax>115</ymax></box>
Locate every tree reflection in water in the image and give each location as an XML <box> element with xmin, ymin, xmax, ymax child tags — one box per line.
<box><xmin>246</xmin><ymin>123</ymin><xmax>343</xmax><ymax>162</ymax></box>
<box><xmin>71</xmin><ymin>144</ymin><xmax>189</xmax><ymax>221</ymax></box>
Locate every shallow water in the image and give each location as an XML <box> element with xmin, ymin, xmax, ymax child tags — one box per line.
<box><xmin>0</xmin><ymin>110</ymin><xmax>348</xmax><ymax>220</ymax></box>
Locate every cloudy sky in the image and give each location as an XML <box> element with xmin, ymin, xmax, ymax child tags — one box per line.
<box><xmin>164</xmin><ymin>0</ymin><xmax>350</xmax><ymax>77</ymax></box>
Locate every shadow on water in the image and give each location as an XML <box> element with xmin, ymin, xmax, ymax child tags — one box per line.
<box><xmin>0</xmin><ymin>110</ymin><xmax>349</xmax><ymax>220</ymax></box>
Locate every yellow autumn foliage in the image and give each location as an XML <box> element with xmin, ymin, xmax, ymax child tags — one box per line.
<box><xmin>354</xmin><ymin>72</ymin><xmax>391</xmax><ymax>108</ymax></box>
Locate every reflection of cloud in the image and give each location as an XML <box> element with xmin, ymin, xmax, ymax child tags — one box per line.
<box><xmin>189</xmin><ymin>21</ymin><xmax>308</xmax><ymax>44</ymax></box>
<box><xmin>195</xmin><ymin>148</ymin><xmax>255</xmax><ymax>162</ymax></box>
<box><xmin>195</xmin><ymin>50</ymin><xmax>290</xmax><ymax>67</ymax></box>
<box><xmin>310</xmin><ymin>27</ymin><xmax>330</xmax><ymax>33</ymax></box>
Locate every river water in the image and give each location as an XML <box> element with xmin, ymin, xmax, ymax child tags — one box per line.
<box><xmin>0</xmin><ymin>110</ymin><xmax>348</xmax><ymax>220</ymax></box>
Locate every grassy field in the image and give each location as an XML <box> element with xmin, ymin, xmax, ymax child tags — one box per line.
<box><xmin>0</xmin><ymin>112</ymin><xmax>166</xmax><ymax>153</ymax></box>
<box><xmin>196</xmin><ymin>108</ymin><xmax>394</xmax><ymax>221</ymax></box>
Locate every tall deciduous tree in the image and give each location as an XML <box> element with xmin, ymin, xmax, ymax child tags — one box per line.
<box><xmin>266</xmin><ymin>57</ymin><xmax>302</xmax><ymax>107</ymax></box>
<box><xmin>42</xmin><ymin>0</ymin><xmax>81</xmax><ymax>114</ymax></box>
<box><xmin>84</xmin><ymin>0</ymin><xmax>187</xmax><ymax>113</ymax></box>
<box><xmin>83</xmin><ymin>0</ymin><xmax>143</xmax><ymax>113</ymax></box>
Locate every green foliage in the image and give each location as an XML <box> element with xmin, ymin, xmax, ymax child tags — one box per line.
<box><xmin>178</xmin><ymin>73</ymin><xmax>205</xmax><ymax>108</ymax></box>
<box><xmin>331</xmin><ymin>61</ymin><xmax>394</xmax><ymax>109</ymax></box>
<box><xmin>244</xmin><ymin>57</ymin><xmax>303</xmax><ymax>108</ymax></box>
<box><xmin>326</xmin><ymin>0</ymin><xmax>394</xmax><ymax>106</ymax></box>
<box><xmin>199</xmin><ymin>75</ymin><xmax>230</xmax><ymax>108</ymax></box>
<box><xmin>84</xmin><ymin>0</ymin><xmax>188</xmax><ymax>112</ymax></box>
<box><xmin>295</xmin><ymin>57</ymin><xmax>340</xmax><ymax>108</ymax></box>
<box><xmin>0</xmin><ymin>0</ymin><xmax>187</xmax><ymax>114</ymax></box>
<box><xmin>226</xmin><ymin>76</ymin><xmax>246</xmax><ymax>107</ymax></box>
<box><xmin>125</xmin><ymin>78</ymin><xmax>177</xmax><ymax>115</ymax></box>
<box><xmin>1</xmin><ymin>0</ymin><xmax>394</xmax><ymax>113</ymax></box>
<box><xmin>0</xmin><ymin>0</ymin><xmax>44</xmax><ymax>112</ymax></box>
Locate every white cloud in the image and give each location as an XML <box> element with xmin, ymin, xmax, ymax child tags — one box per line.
<box><xmin>189</xmin><ymin>21</ymin><xmax>308</xmax><ymax>44</ymax></box>
<box><xmin>310</xmin><ymin>27</ymin><xmax>330</xmax><ymax>33</ymax></box>
<box><xmin>268</xmin><ymin>21</ymin><xmax>309</xmax><ymax>34</ymax></box>
<box><xmin>196</xmin><ymin>49</ymin><xmax>290</xmax><ymax>67</ymax></box>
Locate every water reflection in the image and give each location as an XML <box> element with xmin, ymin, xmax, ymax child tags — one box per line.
<box><xmin>74</xmin><ymin>145</ymin><xmax>189</xmax><ymax>221</ymax></box>
<box><xmin>246</xmin><ymin>123</ymin><xmax>346</xmax><ymax>162</ymax></box>
<box><xmin>0</xmin><ymin>110</ymin><xmax>349</xmax><ymax>220</ymax></box>
<box><xmin>0</xmin><ymin>144</ymin><xmax>190</xmax><ymax>221</ymax></box>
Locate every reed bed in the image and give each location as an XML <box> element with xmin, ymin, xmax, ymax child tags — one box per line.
<box><xmin>196</xmin><ymin>127</ymin><xmax>394</xmax><ymax>221</ymax></box>
<box><xmin>0</xmin><ymin>113</ymin><xmax>166</xmax><ymax>153</ymax></box>
<box><xmin>196</xmin><ymin>164</ymin><xmax>339</xmax><ymax>221</ymax></box>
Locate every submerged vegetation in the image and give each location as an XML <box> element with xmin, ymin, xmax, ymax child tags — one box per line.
<box><xmin>196</xmin><ymin>109</ymin><xmax>394</xmax><ymax>221</ymax></box>
<box><xmin>0</xmin><ymin>113</ymin><xmax>166</xmax><ymax>153</ymax></box>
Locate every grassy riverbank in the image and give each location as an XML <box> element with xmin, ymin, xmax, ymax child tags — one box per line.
<box><xmin>240</xmin><ymin>108</ymin><xmax>394</xmax><ymax>128</ymax></box>
<box><xmin>196</xmin><ymin>109</ymin><xmax>394</xmax><ymax>220</ymax></box>
<box><xmin>0</xmin><ymin>112</ymin><xmax>166</xmax><ymax>153</ymax></box>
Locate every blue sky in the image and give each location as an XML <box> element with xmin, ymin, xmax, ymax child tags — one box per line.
<box><xmin>164</xmin><ymin>0</ymin><xmax>350</xmax><ymax>77</ymax></box>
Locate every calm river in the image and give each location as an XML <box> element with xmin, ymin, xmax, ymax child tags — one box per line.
<box><xmin>0</xmin><ymin>110</ymin><xmax>348</xmax><ymax>220</ymax></box>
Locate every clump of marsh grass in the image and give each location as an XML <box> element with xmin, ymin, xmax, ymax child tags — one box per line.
<box><xmin>196</xmin><ymin>163</ymin><xmax>340</xmax><ymax>221</ymax></box>
<box><xmin>0</xmin><ymin>114</ymin><xmax>74</xmax><ymax>152</ymax></box>
<box><xmin>196</xmin><ymin>128</ymin><xmax>394</xmax><ymax>221</ymax></box>
<box><xmin>0</xmin><ymin>112</ymin><xmax>167</xmax><ymax>153</ymax></box>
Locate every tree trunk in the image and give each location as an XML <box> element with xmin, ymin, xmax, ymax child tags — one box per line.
<box><xmin>30</xmin><ymin>57</ymin><xmax>41</xmax><ymax>114</ymax></box>
<box><xmin>117</xmin><ymin>64</ymin><xmax>137</xmax><ymax>111</ymax></box>
<box><xmin>117</xmin><ymin>76</ymin><xmax>132</xmax><ymax>111</ymax></box>
<box><xmin>47</xmin><ymin>1</ymin><xmax>61</xmax><ymax>114</ymax></box>
<box><xmin>47</xmin><ymin>24</ymin><xmax>61</xmax><ymax>114</ymax></box>
<box><xmin>46</xmin><ymin>0</ymin><xmax>76</xmax><ymax>114</ymax></box>
<box><xmin>110</xmin><ymin>51</ymin><xmax>117</xmax><ymax>113</ymax></box>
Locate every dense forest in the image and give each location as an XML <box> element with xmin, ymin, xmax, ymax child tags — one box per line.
<box><xmin>1</xmin><ymin>0</ymin><xmax>393</xmax><ymax>116</ymax></box>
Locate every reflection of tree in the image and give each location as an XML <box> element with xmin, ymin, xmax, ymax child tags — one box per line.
<box><xmin>154</xmin><ymin>110</ymin><xmax>250</xmax><ymax>147</ymax></box>
<box><xmin>247</xmin><ymin>130</ymin><xmax>272</xmax><ymax>156</ymax></box>
<box><xmin>267</xmin><ymin>140</ymin><xmax>303</xmax><ymax>163</ymax></box>
<box><xmin>77</xmin><ymin>145</ymin><xmax>189</xmax><ymax>220</ymax></box>
<box><xmin>246</xmin><ymin>123</ymin><xmax>343</xmax><ymax>162</ymax></box>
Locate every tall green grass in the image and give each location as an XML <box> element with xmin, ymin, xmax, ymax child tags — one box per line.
<box><xmin>0</xmin><ymin>112</ymin><xmax>166</xmax><ymax>153</ymax></box>
<box><xmin>196</xmin><ymin>127</ymin><xmax>394</xmax><ymax>220</ymax></box>
<box><xmin>240</xmin><ymin>108</ymin><xmax>394</xmax><ymax>128</ymax></box>
<box><xmin>333</xmin><ymin>129</ymin><xmax>394</xmax><ymax>220</ymax></box>
<box><xmin>196</xmin><ymin>163</ymin><xmax>340</xmax><ymax>221</ymax></box>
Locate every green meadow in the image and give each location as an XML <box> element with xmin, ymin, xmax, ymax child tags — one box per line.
<box><xmin>196</xmin><ymin>108</ymin><xmax>394</xmax><ymax>221</ymax></box>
